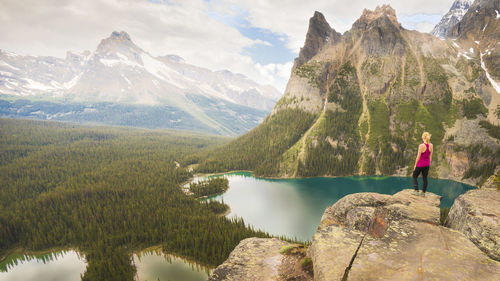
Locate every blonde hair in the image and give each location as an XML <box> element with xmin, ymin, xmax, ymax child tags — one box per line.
<box><xmin>422</xmin><ymin>132</ymin><xmax>431</xmax><ymax>143</ymax></box>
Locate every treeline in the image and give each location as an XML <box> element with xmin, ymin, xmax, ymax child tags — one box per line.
<box><xmin>189</xmin><ymin>178</ymin><xmax>229</xmax><ymax>197</ymax></box>
<box><xmin>0</xmin><ymin>118</ymin><xmax>270</xmax><ymax>281</ymax></box>
<box><xmin>197</xmin><ymin>109</ymin><xmax>317</xmax><ymax>176</ymax></box>
<box><xmin>202</xmin><ymin>199</ymin><xmax>229</xmax><ymax>214</ymax></box>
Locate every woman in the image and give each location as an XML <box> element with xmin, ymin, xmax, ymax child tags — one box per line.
<box><xmin>413</xmin><ymin>132</ymin><xmax>433</xmax><ymax>196</ymax></box>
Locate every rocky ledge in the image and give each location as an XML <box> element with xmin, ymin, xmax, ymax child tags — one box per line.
<box><xmin>208</xmin><ymin>237</ymin><xmax>312</xmax><ymax>281</ymax></box>
<box><xmin>309</xmin><ymin>189</ymin><xmax>500</xmax><ymax>280</ymax></box>
<box><xmin>446</xmin><ymin>188</ymin><xmax>500</xmax><ymax>261</ymax></box>
<box><xmin>209</xmin><ymin>189</ymin><xmax>500</xmax><ymax>280</ymax></box>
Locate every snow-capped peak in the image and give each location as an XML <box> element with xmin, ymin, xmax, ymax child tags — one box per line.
<box><xmin>431</xmin><ymin>0</ymin><xmax>473</xmax><ymax>39</ymax></box>
<box><xmin>95</xmin><ymin>31</ymin><xmax>144</xmax><ymax>57</ymax></box>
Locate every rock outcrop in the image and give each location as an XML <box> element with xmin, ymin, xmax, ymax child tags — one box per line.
<box><xmin>210</xmin><ymin>190</ymin><xmax>500</xmax><ymax>281</ymax></box>
<box><xmin>295</xmin><ymin>11</ymin><xmax>341</xmax><ymax>68</ymax></box>
<box><xmin>446</xmin><ymin>188</ymin><xmax>500</xmax><ymax>261</ymax></box>
<box><xmin>308</xmin><ymin>189</ymin><xmax>500</xmax><ymax>280</ymax></box>
<box><xmin>208</xmin><ymin>238</ymin><xmax>312</xmax><ymax>281</ymax></box>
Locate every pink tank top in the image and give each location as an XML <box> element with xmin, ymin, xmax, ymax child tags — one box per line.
<box><xmin>417</xmin><ymin>143</ymin><xmax>430</xmax><ymax>167</ymax></box>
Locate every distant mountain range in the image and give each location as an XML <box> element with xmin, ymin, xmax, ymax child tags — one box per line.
<box><xmin>0</xmin><ymin>31</ymin><xmax>281</xmax><ymax>135</ymax></box>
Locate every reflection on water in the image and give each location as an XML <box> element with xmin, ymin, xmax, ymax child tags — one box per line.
<box><xmin>133</xmin><ymin>248</ymin><xmax>212</xmax><ymax>281</ymax></box>
<box><xmin>203</xmin><ymin>172</ymin><xmax>475</xmax><ymax>241</ymax></box>
<box><xmin>0</xmin><ymin>250</ymin><xmax>86</xmax><ymax>281</ymax></box>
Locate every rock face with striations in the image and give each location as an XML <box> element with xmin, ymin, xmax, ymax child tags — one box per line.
<box><xmin>446</xmin><ymin>188</ymin><xmax>500</xmax><ymax>261</ymax></box>
<box><xmin>308</xmin><ymin>189</ymin><xmax>500</xmax><ymax>280</ymax></box>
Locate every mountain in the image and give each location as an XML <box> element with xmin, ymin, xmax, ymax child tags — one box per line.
<box><xmin>198</xmin><ymin>3</ymin><xmax>500</xmax><ymax>186</ymax></box>
<box><xmin>431</xmin><ymin>0</ymin><xmax>473</xmax><ymax>39</ymax></box>
<box><xmin>0</xmin><ymin>31</ymin><xmax>281</xmax><ymax>135</ymax></box>
<box><xmin>447</xmin><ymin>0</ymin><xmax>500</xmax><ymax>86</ymax></box>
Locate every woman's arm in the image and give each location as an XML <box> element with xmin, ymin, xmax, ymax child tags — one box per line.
<box><xmin>429</xmin><ymin>143</ymin><xmax>433</xmax><ymax>165</ymax></box>
<box><xmin>413</xmin><ymin>144</ymin><xmax>424</xmax><ymax>171</ymax></box>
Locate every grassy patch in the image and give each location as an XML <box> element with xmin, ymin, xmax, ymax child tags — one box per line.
<box><xmin>275</xmin><ymin>95</ymin><xmax>298</xmax><ymax>108</ymax></box>
<box><xmin>280</xmin><ymin>244</ymin><xmax>307</xmax><ymax>255</ymax></box>
<box><xmin>440</xmin><ymin>207</ymin><xmax>450</xmax><ymax>226</ymax></box>
<box><xmin>300</xmin><ymin>257</ymin><xmax>313</xmax><ymax>274</ymax></box>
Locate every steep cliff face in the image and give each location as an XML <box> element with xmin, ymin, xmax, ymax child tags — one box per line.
<box><xmin>295</xmin><ymin>11</ymin><xmax>342</xmax><ymax>68</ymax></box>
<box><xmin>200</xmin><ymin>4</ymin><xmax>500</xmax><ymax>185</ymax></box>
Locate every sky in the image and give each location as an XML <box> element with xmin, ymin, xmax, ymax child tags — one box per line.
<box><xmin>0</xmin><ymin>0</ymin><xmax>456</xmax><ymax>93</ymax></box>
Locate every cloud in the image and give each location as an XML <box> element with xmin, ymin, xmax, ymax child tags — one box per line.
<box><xmin>219</xmin><ymin>0</ymin><xmax>454</xmax><ymax>52</ymax></box>
<box><xmin>0</xmin><ymin>0</ymin><xmax>455</xmax><ymax>93</ymax></box>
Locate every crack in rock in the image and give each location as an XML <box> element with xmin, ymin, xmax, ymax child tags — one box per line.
<box><xmin>341</xmin><ymin>234</ymin><xmax>366</xmax><ymax>281</ymax></box>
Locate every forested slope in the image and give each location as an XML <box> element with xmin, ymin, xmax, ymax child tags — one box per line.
<box><xmin>0</xmin><ymin>118</ymin><xmax>271</xmax><ymax>281</ymax></box>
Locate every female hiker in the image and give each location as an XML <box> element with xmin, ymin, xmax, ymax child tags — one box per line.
<box><xmin>413</xmin><ymin>132</ymin><xmax>433</xmax><ymax>196</ymax></box>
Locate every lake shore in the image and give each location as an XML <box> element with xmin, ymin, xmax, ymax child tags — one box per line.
<box><xmin>188</xmin><ymin>170</ymin><xmax>480</xmax><ymax>188</ymax></box>
<box><xmin>0</xmin><ymin>246</ymin><xmax>83</xmax><ymax>265</ymax></box>
<box><xmin>132</xmin><ymin>245</ymin><xmax>214</xmax><ymax>270</ymax></box>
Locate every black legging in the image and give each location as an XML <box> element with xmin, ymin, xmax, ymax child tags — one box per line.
<box><xmin>413</xmin><ymin>166</ymin><xmax>429</xmax><ymax>192</ymax></box>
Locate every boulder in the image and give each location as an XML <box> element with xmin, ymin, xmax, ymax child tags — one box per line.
<box><xmin>446</xmin><ymin>188</ymin><xmax>500</xmax><ymax>261</ymax></box>
<box><xmin>208</xmin><ymin>238</ymin><xmax>312</xmax><ymax>281</ymax></box>
<box><xmin>308</xmin><ymin>189</ymin><xmax>500</xmax><ymax>280</ymax></box>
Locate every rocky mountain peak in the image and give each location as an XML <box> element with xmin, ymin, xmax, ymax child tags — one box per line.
<box><xmin>348</xmin><ymin>4</ymin><xmax>405</xmax><ymax>56</ymax></box>
<box><xmin>431</xmin><ymin>0</ymin><xmax>473</xmax><ymax>38</ymax></box>
<box><xmin>358</xmin><ymin>4</ymin><xmax>399</xmax><ymax>27</ymax></box>
<box><xmin>95</xmin><ymin>31</ymin><xmax>143</xmax><ymax>56</ymax></box>
<box><xmin>295</xmin><ymin>11</ymin><xmax>341</xmax><ymax>68</ymax></box>
<box><xmin>451</xmin><ymin>0</ymin><xmax>474</xmax><ymax>10</ymax></box>
<box><xmin>111</xmin><ymin>31</ymin><xmax>131</xmax><ymax>41</ymax></box>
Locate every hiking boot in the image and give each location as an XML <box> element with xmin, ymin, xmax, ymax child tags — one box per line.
<box><xmin>412</xmin><ymin>190</ymin><xmax>420</xmax><ymax>196</ymax></box>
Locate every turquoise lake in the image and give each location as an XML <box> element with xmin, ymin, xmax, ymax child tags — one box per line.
<box><xmin>204</xmin><ymin>173</ymin><xmax>476</xmax><ymax>241</ymax></box>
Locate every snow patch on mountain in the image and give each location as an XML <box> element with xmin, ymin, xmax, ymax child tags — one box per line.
<box><xmin>480</xmin><ymin>52</ymin><xmax>500</xmax><ymax>94</ymax></box>
<box><xmin>431</xmin><ymin>0</ymin><xmax>473</xmax><ymax>38</ymax></box>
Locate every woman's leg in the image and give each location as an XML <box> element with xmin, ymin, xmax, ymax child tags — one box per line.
<box><xmin>422</xmin><ymin>166</ymin><xmax>429</xmax><ymax>193</ymax></box>
<box><xmin>412</xmin><ymin>167</ymin><xmax>422</xmax><ymax>190</ymax></box>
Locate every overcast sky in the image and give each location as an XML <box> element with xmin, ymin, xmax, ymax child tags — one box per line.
<box><xmin>0</xmin><ymin>0</ymin><xmax>456</xmax><ymax>92</ymax></box>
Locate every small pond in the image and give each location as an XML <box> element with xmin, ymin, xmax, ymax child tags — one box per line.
<box><xmin>0</xmin><ymin>250</ymin><xmax>86</xmax><ymax>281</ymax></box>
<box><xmin>133</xmin><ymin>248</ymin><xmax>212</xmax><ymax>281</ymax></box>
